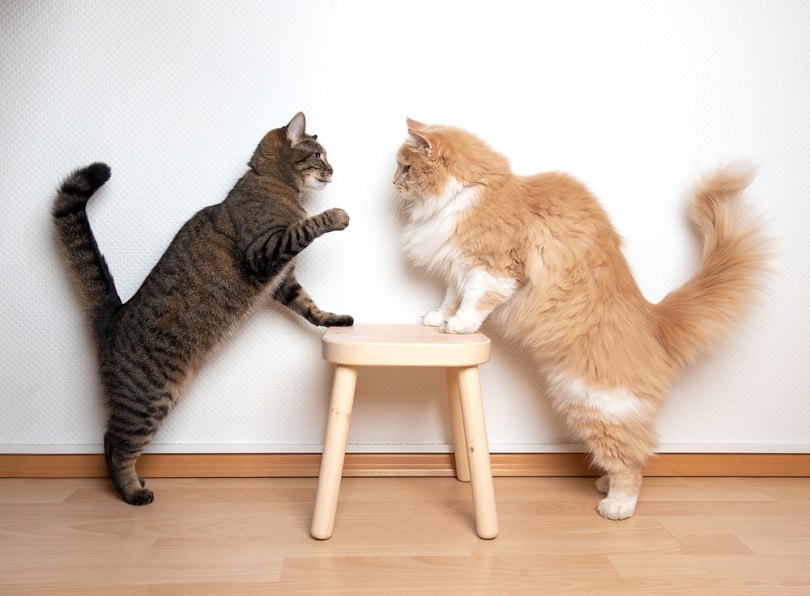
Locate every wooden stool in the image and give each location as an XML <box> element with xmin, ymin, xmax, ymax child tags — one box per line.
<box><xmin>310</xmin><ymin>324</ymin><xmax>498</xmax><ymax>540</ymax></box>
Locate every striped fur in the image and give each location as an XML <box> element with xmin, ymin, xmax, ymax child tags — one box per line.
<box><xmin>52</xmin><ymin>113</ymin><xmax>352</xmax><ymax>505</ymax></box>
<box><xmin>395</xmin><ymin>119</ymin><xmax>769</xmax><ymax>520</ymax></box>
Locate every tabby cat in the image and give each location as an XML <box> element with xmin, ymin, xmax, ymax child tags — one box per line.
<box><xmin>394</xmin><ymin>119</ymin><xmax>768</xmax><ymax>520</ymax></box>
<box><xmin>53</xmin><ymin>112</ymin><xmax>353</xmax><ymax>505</ymax></box>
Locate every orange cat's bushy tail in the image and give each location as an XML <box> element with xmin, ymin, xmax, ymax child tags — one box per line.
<box><xmin>653</xmin><ymin>164</ymin><xmax>770</xmax><ymax>370</ymax></box>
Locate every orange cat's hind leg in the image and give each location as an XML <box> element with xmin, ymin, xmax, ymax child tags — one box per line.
<box><xmin>594</xmin><ymin>465</ymin><xmax>643</xmax><ymax>520</ymax></box>
<box><xmin>549</xmin><ymin>375</ymin><xmax>658</xmax><ymax>520</ymax></box>
<box><xmin>586</xmin><ymin>421</ymin><xmax>655</xmax><ymax>519</ymax></box>
<box><xmin>595</xmin><ymin>475</ymin><xmax>610</xmax><ymax>494</ymax></box>
<box><xmin>580</xmin><ymin>405</ymin><xmax>655</xmax><ymax>520</ymax></box>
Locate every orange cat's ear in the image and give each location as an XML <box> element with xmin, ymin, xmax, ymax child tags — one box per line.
<box><xmin>406</xmin><ymin>118</ymin><xmax>433</xmax><ymax>154</ymax></box>
<box><xmin>408</xmin><ymin>130</ymin><xmax>432</xmax><ymax>154</ymax></box>
<box><xmin>286</xmin><ymin>112</ymin><xmax>306</xmax><ymax>145</ymax></box>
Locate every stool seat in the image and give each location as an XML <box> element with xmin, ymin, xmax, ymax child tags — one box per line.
<box><xmin>322</xmin><ymin>323</ymin><xmax>491</xmax><ymax>366</ymax></box>
<box><xmin>311</xmin><ymin>324</ymin><xmax>499</xmax><ymax>540</ymax></box>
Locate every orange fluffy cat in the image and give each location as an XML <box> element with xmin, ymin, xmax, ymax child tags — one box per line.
<box><xmin>394</xmin><ymin>118</ymin><xmax>768</xmax><ymax>520</ymax></box>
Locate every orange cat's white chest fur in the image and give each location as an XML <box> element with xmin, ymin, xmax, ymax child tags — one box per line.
<box><xmin>402</xmin><ymin>181</ymin><xmax>519</xmax><ymax>334</ymax></box>
<box><xmin>400</xmin><ymin>188</ymin><xmax>471</xmax><ymax>275</ymax></box>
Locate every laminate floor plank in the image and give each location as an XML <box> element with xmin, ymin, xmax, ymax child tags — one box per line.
<box><xmin>1</xmin><ymin>476</ymin><xmax>809</xmax><ymax>594</ymax></box>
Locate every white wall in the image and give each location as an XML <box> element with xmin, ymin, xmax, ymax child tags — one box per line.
<box><xmin>2</xmin><ymin>0</ymin><xmax>808</xmax><ymax>454</ymax></box>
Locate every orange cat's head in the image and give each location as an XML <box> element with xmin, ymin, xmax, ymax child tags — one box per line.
<box><xmin>393</xmin><ymin>118</ymin><xmax>511</xmax><ymax>211</ymax></box>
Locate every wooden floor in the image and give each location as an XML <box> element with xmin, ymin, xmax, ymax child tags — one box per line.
<box><xmin>2</xmin><ymin>476</ymin><xmax>809</xmax><ymax>594</ymax></box>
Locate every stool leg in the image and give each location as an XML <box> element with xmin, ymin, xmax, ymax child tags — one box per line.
<box><xmin>454</xmin><ymin>365</ymin><xmax>499</xmax><ymax>539</ymax></box>
<box><xmin>311</xmin><ymin>364</ymin><xmax>358</xmax><ymax>540</ymax></box>
<box><xmin>445</xmin><ymin>368</ymin><xmax>471</xmax><ymax>483</ymax></box>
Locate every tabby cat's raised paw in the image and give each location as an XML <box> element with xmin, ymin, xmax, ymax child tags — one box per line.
<box><xmin>323</xmin><ymin>207</ymin><xmax>350</xmax><ymax>231</ymax></box>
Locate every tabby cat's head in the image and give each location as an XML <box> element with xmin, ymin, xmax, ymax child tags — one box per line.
<box><xmin>393</xmin><ymin>118</ymin><xmax>510</xmax><ymax>212</ymax></box>
<box><xmin>250</xmin><ymin>112</ymin><xmax>333</xmax><ymax>190</ymax></box>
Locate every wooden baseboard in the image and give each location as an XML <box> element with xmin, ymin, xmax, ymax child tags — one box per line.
<box><xmin>1</xmin><ymin>452</ymin><xmax>809</xmax><ymax>478</ymax></box>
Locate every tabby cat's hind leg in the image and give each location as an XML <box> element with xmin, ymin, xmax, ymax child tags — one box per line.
<box><xmin>104</xmin><ymin>431</ymin><xmax>154</xmax><ymax>505</ymax></box>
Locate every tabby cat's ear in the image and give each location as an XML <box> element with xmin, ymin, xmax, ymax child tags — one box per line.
<box><xmin>286</xmin><ymin>112</ymin><xmax>306</xmax><ymax>146</ymax></box>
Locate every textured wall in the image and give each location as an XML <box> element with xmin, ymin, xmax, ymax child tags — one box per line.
<box><xmin>2</xmin><ymin>0</ymin><xmax>808</xmax><ymax>454</ymax></box>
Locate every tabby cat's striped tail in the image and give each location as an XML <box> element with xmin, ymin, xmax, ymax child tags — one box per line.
<box><xmin>52</xmin><ymin>163</ymin><xmax>121</xmax><ymax>338</ymax></box>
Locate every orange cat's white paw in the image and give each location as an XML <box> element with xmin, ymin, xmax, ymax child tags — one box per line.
<box><xmin>440</xmin><ymin>315</ymin><xmax>480</xmax><ymax>334</ymax></box>
<box><xmin>423</xmin><ymin>311</ymin><xmax>445</xmax><ymax>327</ymax></box>
<box><xmin>597</xmin><ymin>495</ymin><xmax>637</xmax><ymax>520</ymax></box>
<box><xmin>596</xmin><ymin>475</ymin><xmax>610</xmax><ymax>494</ymax></box>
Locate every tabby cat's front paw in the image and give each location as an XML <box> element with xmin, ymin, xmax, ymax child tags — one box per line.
<box><xmin>324</xmin><ymin>208</ymin><xmax>350</xmax><ymax>231</ymax></box>
<box><xmin>323</xmin><ymin>314</ymin><xmax>353</xmax><ymax>327</ymax></box>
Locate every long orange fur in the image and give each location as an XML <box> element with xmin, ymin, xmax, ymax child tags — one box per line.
<box><xmin>394</xmin><ymin>119</ymin><xmax>769</xmax><ymax>519</ymax></box>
